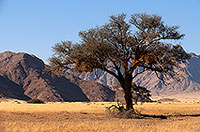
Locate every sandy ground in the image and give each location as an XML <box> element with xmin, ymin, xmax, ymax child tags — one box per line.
<box><xmin>0</xmin><ymin>100</ymin><xmax>200</xmax><ymax>132</ymax></box>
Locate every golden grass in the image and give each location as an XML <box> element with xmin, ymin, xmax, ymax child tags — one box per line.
<box><xmin>0</xmin><ymin>100</ymin><xmax>200</xmax><ymax>132</ymax></box>
<box><xmin>0</xmin><ymin>101</ymin><xmax>112</xmax><ymax>113</ymax></box>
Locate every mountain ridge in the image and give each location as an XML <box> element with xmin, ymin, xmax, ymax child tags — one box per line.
<box><xmin>0</xmin><ymin>51</ymin><xmax>115</xmax><ymax>102</ymax></box>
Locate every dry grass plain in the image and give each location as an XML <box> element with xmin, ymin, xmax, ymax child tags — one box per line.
<box><xmin>0</xmin><ymin>99</ymin><xmax>200</xmax><ymax>132</ymax></box>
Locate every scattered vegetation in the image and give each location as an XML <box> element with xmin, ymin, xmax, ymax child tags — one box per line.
<box><xmin>13</xmin><ymin>101</ymin><xmax>21</xmax><ymax>104</ymax></box>
<box><xmin>80</xmin><ymin>112</ymin><xmax>88</xmax><ymax>114</ymax></box>
<box><xmin>106</xmin><ymin>102</ymin><xmax>143</xmax><ymax>118</ymax></box>
<box><xmin>27</xmin><ymin>99</ymin><xmax>45</xmax><ymax>104</ymax></box>
<box><xmin>132</xmin><ymin>83</ymin><xmax>152</xmax><ymax>104</ymax></box>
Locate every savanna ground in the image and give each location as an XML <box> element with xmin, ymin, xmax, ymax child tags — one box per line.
<box><xmin>0</xmin><ymin>99</ymin><xmax>200</xmax><ymax>132</ymax></box>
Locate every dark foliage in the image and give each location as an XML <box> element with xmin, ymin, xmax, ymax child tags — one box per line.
<box><xmin>27</xmin><ymin>99</ymin><xmax>45</xmax><ymax>104</ymax></box>
<box><xmin>132</xmin><ymin>83</ymin><xmax>152</xmax><ymax>104</ymax></box>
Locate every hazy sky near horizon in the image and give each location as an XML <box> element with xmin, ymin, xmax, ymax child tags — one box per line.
<box><xmin>0</xmin><ymin>0</ymin><xmax>200</xmax><ymax>63</ymax></box>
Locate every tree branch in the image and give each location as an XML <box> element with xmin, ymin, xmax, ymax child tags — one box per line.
<box><xmin>101</xmin><ymin>66</ymin><xmax>119</xmax><ymax>79</ymax></box>
<box><xmin>132</xmin><ymin>68</ymin><xmax>147</xmax><ymax>79</ymax></box>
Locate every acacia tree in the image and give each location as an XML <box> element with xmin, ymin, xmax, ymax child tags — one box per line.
<box><xmin>47</xmin><ymin>13</ymin><xmax>190</xmax><ymax>111</ymax></box>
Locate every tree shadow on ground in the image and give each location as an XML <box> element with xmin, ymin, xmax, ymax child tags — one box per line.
<box><xmin>106</xmin><ymin>103</ymin><xmax>200</xmax><ymax>120</ymax></box>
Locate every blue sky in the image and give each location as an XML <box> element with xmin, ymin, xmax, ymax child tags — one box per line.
<box><xmin>0</xmin><ymin>0</ymin><xmax>200</xmax><ymax>63</ymax></box>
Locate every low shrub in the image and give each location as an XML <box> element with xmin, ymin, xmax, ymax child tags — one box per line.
<box><xmin>27</xmin><ymin>99</ymin><xmax>45</xmax><ymax>104</ymax></box>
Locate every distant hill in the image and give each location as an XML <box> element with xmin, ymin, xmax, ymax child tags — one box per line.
<box><xmin>0</xmin><ymin>51</ymin><xmax>115</xmax><ymax>102</ymax></box>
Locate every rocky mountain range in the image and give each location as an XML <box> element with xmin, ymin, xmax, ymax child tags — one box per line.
<box><xmin>0</xmin><ymin>51</ymin><xmax>115</xmax><ymax>102</ymax></box>
<box><xmin>0</xmin><ymin>51</ymin><xmax>200</xmax><ymax>102</ymax></box>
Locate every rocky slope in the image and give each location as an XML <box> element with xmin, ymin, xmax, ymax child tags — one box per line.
<box><xmin>0</xmin><ymin>75</ymin><xmax>30</xmax><ymax>100</ymax></box>
<box><xmin>0</xmin><ymin>51</ymin><xmax>115</xmax><ymax>102</ymax></box>
<box><xmin>65</xmin><ymin>73</ymin><xmax>115</xmax><ymax>101</ymax></box>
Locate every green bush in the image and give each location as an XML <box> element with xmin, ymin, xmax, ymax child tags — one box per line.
<box><xmin>27</xmin><ymin>99</ymin><xmax>45</xmax><ymax>104</ymax></box>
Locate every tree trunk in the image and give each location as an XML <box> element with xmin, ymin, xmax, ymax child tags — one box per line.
<box><xmin>124</xmin><ymin>88</ymin><xmax>133</xmax><ymax>110</ymax></box>
<box><xmin>120</xmin><ymin>74</ymin><xmax>134</xmax><ymax>111</ymax></box>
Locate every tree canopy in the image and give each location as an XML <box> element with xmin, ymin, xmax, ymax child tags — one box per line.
<box><xmin>47</xmin><ymin>13</ymin><xmax>190</xmax><ymax>111</ymax></box>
